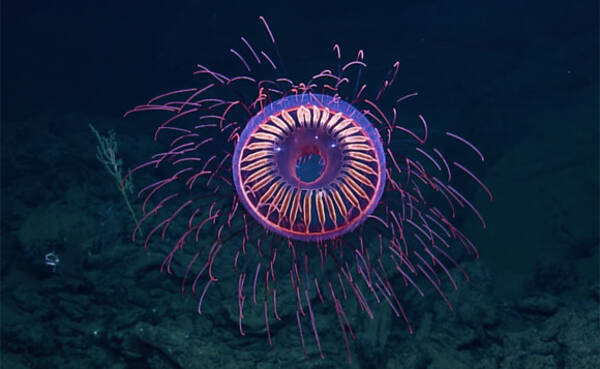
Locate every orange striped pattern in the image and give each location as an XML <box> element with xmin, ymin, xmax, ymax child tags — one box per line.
<box><xmin>236</xmin><ymin>104</ymin><xmax>383</xmax><ymax>239</ymax></box>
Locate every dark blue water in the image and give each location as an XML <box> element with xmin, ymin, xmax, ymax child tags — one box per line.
<box><xmin>2</xmin><ymin>1</ymin><xmax>598</xmax><ymax>368</ymax></box>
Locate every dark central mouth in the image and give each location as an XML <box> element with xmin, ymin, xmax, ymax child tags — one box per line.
<box><xmin>274</xmin><ymin>127</ymin><xmax>342</xmax><ymax>190</ymax></box>
<box><xmin>295</xmin><ymin>152</ymin><xmax>325</xmax><ymax>183</ymax></box>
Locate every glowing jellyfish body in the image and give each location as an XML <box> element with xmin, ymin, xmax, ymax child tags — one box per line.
<box><xmin>125</xmin><ymin>16</ymin><xmax>492</xmax><ymax>362</ymax></box>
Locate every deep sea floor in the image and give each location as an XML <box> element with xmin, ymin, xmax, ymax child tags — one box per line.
<box><xmin>1</xmin><ymin>83</ymin><xmax>597</xmax><ymax>368</ymax></box>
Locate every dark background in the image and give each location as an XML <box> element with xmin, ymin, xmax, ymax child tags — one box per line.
<box><xmin>1</xmin><ymin>1</ymin><xmax>598</xmax><ymax>368</ymax></box>
<box><xmin>4</xmin><ymin>1</ymin><xmax>594</xmax><ymax>122</ymax></box>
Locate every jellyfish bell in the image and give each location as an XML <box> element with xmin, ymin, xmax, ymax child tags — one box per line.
<box><xmin>233</xmin><ymin>93</ymin><xmax>386</xmax><ymax>242</ymax></box>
